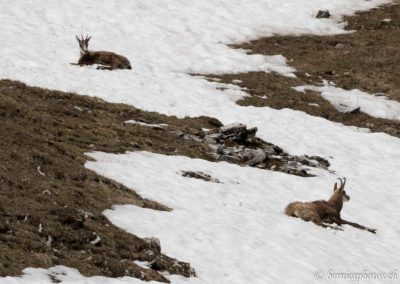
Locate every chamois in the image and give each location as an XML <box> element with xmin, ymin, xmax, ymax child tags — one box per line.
<box><xmin>72</xmin><ymin>35</ymin><xmax>132</xmax><ymax>70</ymax></box>
<box><xmin>285</xmin><ymin>178</ymin><xmax>376</xmax><ymax>233</ymax></box>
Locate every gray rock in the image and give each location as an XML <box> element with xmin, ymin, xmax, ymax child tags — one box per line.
<box><xmin>204</xmin><ymin>136</ymin><xmax>218</xmax><ymax>144</ymax></box>
<box><xmin>207</xmin><ymin>143</ymin><xmax>222</xmax><ymax>152</ymax></box>
<box><xmin>246</xmin><ymin>127</ymin><xmax>258</xmax><ymax>139</ymax></box>
<box><xmin>219</xmin><ymin>155</ymin><xmax>241</xmax><ymax>163</ymax></box>
<box><xmin>316</xmin><ymin>10</ymin><xmax>330</xmax><ymax>19</ymax></box>
<box><xmin>262</xmin><ymin>145</ymin><xmax>277</xmax><ymax>155</ymax></box>
<box><xmin>232</xmin><ymin>146</ymin><xmax>244</xmax><ymax>153</ymax></box>
<box><xmin>221</xmin><ymin>148</ymin><xmax>233</xmax><ymax>155</ymax></box>
<box><xmin>181</xmin><ymin>171</ymin><xmax>220</xmax><ymax>183</ymax></box>
<box><xmin>307</xmin><ymin>155</ymin><xmax>330</xmax><ymax>168</ymax></box>
<box><xmin>206</xmin><ymin>132</ymin><xmax>223</xmax><ymax>140</ymax></box>
<box><xmin>183</xmin><ymin>134</ymin><xmax>203</xmax><ymax>143</ymax></box>
<box><xmin>172</xmin><ymin>130</ymin><xmax>185</xmax><ymax>138</ymax></box>
<box><xmin>220</xmin><ymin>123</ymin><xmax>247</xmax><ymax>136</ymax></box>
<box><xmin>238</xmin><ymin>148</ymin><xmax>267</xmax><ymax>166</ymax></box>
<box><xmin>296</xmin><ymin>155</ymin><xmax>315</xmax><ymax>167</ymax></box>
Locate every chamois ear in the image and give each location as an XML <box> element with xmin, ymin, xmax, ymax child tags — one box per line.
<box><xmin>333</xmin><ymin>182</ymin><xmax>338</xmax><ymax>192</ymax></box>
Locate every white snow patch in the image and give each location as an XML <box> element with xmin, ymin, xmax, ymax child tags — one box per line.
<box><xmin>133</xmin><ymin>261</ymin><xmax>151</xmax><ymax>270</ymax></box>
<box><xmin>126</xmin><ymin>120</ymin><xmax>168</xmax><ymax>129</ymax></box>
<box><xmin>295</xmin><ymin>82</ymin><xmax>400</xmax><ymax>120</ymax></box>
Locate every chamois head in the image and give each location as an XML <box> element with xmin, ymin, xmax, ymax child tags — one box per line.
<box><xmin>333</xmin><ymin>177</ymin><xmax>350</xmax><ymax>202</ymax></box>
<box><xmin>75</xmin><ymin>34</ymin><xmax>91</xmax><ymax>56</ymax></box>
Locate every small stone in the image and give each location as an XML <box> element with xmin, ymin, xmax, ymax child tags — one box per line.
<box><xmin>316</xmin><ymin>10</ymin><xmax>330</xmax><ymax>19</ymax></box>
<box><xmin>220</xmin><ymin>123</ymin><xmax>247</xmax><ymax>136</ymax></box>
<box><xmin>181</xmin><ymin>171</ymin><xmax>220</xmax><ymax>183</ymax></box>
<box><xmin>183</xmin><ymin>134</ymin><xmax>203</xmax><ymax>143</ymax></box>
<box><xmin>221</xmin><ymin>148</ymin><xmax>233</xmax><ymax>156</ymax></box>
<box><xmin>219</xmin><ymin>155</ymin><xmax>240</xmax><ymax>163</ymax></box>
<box><xmin>172</xmin><ymin>130</ymin><xmax>185</xmax><ymax>138</ymax></box>
<box><xmin>206</xmin><ymin>133</ymin><xmax>222</xmax><ymax>141</ymax></box>
<box><xmin>204</xmin><ymin>136</ymin><xmax>217</xmax><ymax>144</ymax></box>
<box><xmin>246</xmin><ymin>127</ymin><xmax>258</xmax><ymax>139</ymax></box>
<box><xmin>208</xmin><ymin>143</ymin><xmax>223</xmax><ymax>154</ymax></box>
<box><xmin>238</xmin><ymin>149</ymin><xmax>267</xmax><ymax>166</ymax></box>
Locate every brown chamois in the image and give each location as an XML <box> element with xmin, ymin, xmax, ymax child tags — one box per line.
<box><xmin>72</xmin><ymin>35</ymin><xmax>132</xmax><ymax>70</ymax></box>
<box><xmin>285</xmin><ymin>178</ymin><xmax>376</xmax><ymax>234</ymax></box>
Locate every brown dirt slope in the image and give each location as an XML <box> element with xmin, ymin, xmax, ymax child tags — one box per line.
<box><xmin>0</xmin><ymin>79</ymin><xmax>221</xmax><ymax>280</ymax></box>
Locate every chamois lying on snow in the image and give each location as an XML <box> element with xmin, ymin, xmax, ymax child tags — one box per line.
<box><xmin>285</xmin><ymin>178</ymin><xmax>376</xmax><ymax>234</ymax></box>
<box><xmin>72</xmin><ymin>35</ymin><xmax>132</xmax><ymax>70</ymax></box>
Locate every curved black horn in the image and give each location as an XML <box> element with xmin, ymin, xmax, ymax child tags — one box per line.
<box><xmin>337</xmin><ymin>177</ymin><xmax>346</xmax><ymax>189</ymax></box>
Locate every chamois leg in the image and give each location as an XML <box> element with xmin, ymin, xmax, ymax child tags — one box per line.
<box><xmin>340</xmin><ymin>219</ymin><xmax>376</xmax><ymax>234</ymax></box>
<box><xmin>317</xmin><ymin>222</ymin><xmax>343</xmax><ymax>231</ymax></box>
<box><xmin>96</xmin><ymin>65</ymin><xmax>114</xmax><ymax>70</ymax></box>
<box><xmin>309</xmin><ymin>216</ymin><xmax>343</xmax><ymax>231</ymax></box>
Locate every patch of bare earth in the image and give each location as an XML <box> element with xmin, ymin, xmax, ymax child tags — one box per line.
<box><xmin>0</xmin><ymin>79</ymin><xmax>221</xmax><ymax>281</ymax></box>
<box><xmin>207</xmin><ymin>2</ymin><xmax>400</xmax><ymax>138</ymax></box>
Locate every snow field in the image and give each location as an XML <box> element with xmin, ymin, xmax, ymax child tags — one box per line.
<box><xmin>85</xmin><ymin>151</ymin><xmax>400</xmax><ymax>284</ymax></box>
